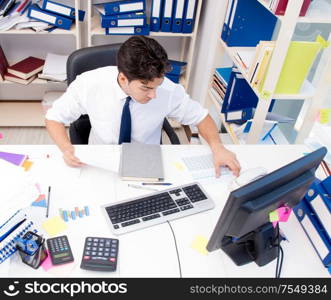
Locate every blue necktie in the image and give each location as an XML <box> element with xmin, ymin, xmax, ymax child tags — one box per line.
<box><xmin>118</xmin><ymin>96</ymin><xmax>132</xmax><ymax>144</ymax></box>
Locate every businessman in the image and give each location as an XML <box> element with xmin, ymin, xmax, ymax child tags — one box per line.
<box><xmin>45</xmin><ymin>36</ymin><xmax>241</xmax><ymax>177</ymax></box>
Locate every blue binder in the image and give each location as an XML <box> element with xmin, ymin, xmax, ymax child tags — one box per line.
<box><xmin>223</xmin><ymin>0</ymin><xmax>277</xmax><ymax>47</ymax></box>
<box><xmin>103</xmin><ymin>0</ymin><xmax>145</xmax><ymax>16</ymax></box>
<box><xmin>42</xmin><ymin>0</ymin><xmax>85</xmax><ymax>21</ymax></box>
<box><xmin>161</xmin><ymin>0</ymin><xmax>174</xmax><ymax>32</ymax></box>
<box><xmin>28</xmin><ymin>5</ymin><xmax>73</xmax><ymax>30</ymax></box>
<box><xmin>105</xmin><ymin>25</ymin><xmax>150</xmax><ymax>35</ymax></box>
<box><xmin>293</xmin><ymin>177</ymin><xmax>331</xmax><ymax>274</ymax></box>
<box><xmin>221</xmin><ymin>0</ymin><xmax>235</xmax><ymax>42</ymax></box>
<box><xmin>150</xmin><ymin>0</ymin><xmax>163</xmax><ymax>32</ymax></box>
<box><xmin>100</xmin><ymin>12</ymin><xmax>146</xmax><ymax>28</ymax></box>
<box><xmin>171</xmin><ymin>0</ymin><xmax>185</xmax><ymax>33</ymax></box>
<box><xmin>182</xmin><ymin>0</ymin><xmax>197</xmax><ymax>33</ymax></box>
<box><xmin>225</xmin><ymin>108</ymin><xmax>253</xmax><ymax>122</ymax></box>
<box><xmin>167</xmin><ymin>59</ymin><xmax>187</xmax><ymax>75</ymax></box>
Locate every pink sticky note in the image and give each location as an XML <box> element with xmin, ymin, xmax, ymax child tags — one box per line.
<box><xmin>278</xmin><ymin>206</ymin><xmax>292</xmax><ymax>222</ymax></box>
<box><xmin>0</xmin><ymin>133</ymin><xmax>3</xmax><ymax>139</ymax></box>
<box><xmin>272</xmin><ymin>221</ymin><xmax>278</xmax><ymax>228</ymax></box>
<box><xmin>41</xmin><ymin>250</ymin><xmax>53</xmax><ymax>271</ymax></box>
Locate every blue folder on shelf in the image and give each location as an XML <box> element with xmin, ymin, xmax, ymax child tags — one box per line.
<box><xmin>100</xmin><ymin>12</ymin><xmax>146</xmax><ymax>28</ymax></box>
<box><xmin>105</xmin><ymin>25</ymin><xmax>150</xmax><ymax>35</ymax></box>
<box><xmin>225</xmin><ymin>108</ymin><xmax>253</xmax><ymax>122</ymax></box>
<box><xmin>103</xmin><ymin>0</ymin><xmax>145</xmax><ymax>16</ymax></box>
<box><xmin>222</xmin><ymin>0</ymin><xmax>277</xmax><ymax>47</ymax></box>
<box><xmin>215</xmin><ymin>67</ymin><xmax>232</xmax><ymax>86</ymax></box>
<box><xmin>150</xmin><ymin>0</ymin><xmax>163</xmax><ymax>32</ymax></box>
<box><xmin>161</xmin><ymin>0</ymin><xmax>174</xmax><ymax>32</ymax></box>
<box><xmin>293</xmin><ymin>177</ymin><xmax>331</xmax><ymax>274</ymax></box>
<box><xmin>182</xmin><ymin>0</ymin><xmax>197</xmax><ymax>33</ymax></box>
<box><xmin>28</xmin><ymin>5</ymin><xmax>72</xmax><ymax>30</ymax></box>
<box><xmin>42</xmin><ymin>0</ymin><xmax>85</xmax><ymax>21</ymax></box>
<box><xmin>167</xmin><ymin>59</ymin><xmax>187</xmax><ymax>75</ymax></box>
<box><xmin>172</xmin><ymin>0</ymin><xmax>185</xmax><ymax>33</ymax></box>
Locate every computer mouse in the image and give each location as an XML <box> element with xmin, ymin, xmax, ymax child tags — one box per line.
<box><xmin>230</xmin><ymin>167</ymin><xmax>268</xmax><ymax>190</ymax></box>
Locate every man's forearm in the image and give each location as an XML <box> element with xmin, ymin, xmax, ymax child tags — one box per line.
<box><xmin>197</xmin><ymin>115</ymin><xmax>224</xmax><ymax>152</ymax></box>
<box><xmin>45</xmin><ymin>119</ymin><xmax>73</xmax><ymax>153</ymax></box>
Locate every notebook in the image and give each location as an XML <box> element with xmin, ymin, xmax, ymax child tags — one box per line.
<box><xmin>119</xmin><ymin>143</ymin><xmax>164</xmax><ymax>182</ymax></box>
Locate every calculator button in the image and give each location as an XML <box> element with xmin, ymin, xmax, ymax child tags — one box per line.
<box><xmin>92</xmin><ymin>247</ymin><xmax>97</xmax><ymax>251</ymax></box>
<box><xmin>99</xmin><ymin>243</ymin><xmax>104</xmax><ymax>247</ymax></box>
<box><xmin>87</xmin><ymin>238</ymin><xmax>92</xmax><ymax>242</ymax></box>
<box><xmin>99</xmin><ymin>247</ymin><xmax>104</xmax><ymax>251</ymax></box>
<box><xmin>85</xmin><ymin>251</ymin><xmax>90</xmax><ymax>255</ymax></box>
<box><xmin>93</xmin><ymin>243</ymin><xmax>98</xmax><ymax>247</ymax></box>
<box><xmin>84</xmin><ymin>256</ymin><xmax>90</xmax><ymax>260</ymax></box>
<box><xmin>109</xmin><ymin>258</ymin><xmax>116</xmax><ymax>262</ymax></box>
<box><xmin>98</xmin><ymin>252</ymin><xmax>103</xmax><ymax>256</ymax></box>
<box><xmin>92</xmin><ymin>252</ymin><xmax>97</xmax><ymax>256</ymax></box>
<box><xmin>93</xmin><ymin>238</ymin><xmax>99</xmax><ymax>242</ymax></box>
<box><xmin>86</xmin><ymin>247</ymin><xmax>91</xmax><ymax>250</ymax></box>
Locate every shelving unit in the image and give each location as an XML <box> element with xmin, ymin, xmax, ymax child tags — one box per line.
<box><xmin>204</xmin><ymin>0</ymin><xmax>331</xmax><ymax>145</ymax></box>
<box><xmin>86</xmin><ymin>0</ymin><xmax>202</xmax><ymax>90</ymax></box>
<box><xmin>0</xmin><ymin>0</ymin><xmax>82</xmax><ymax>126</ymax></box>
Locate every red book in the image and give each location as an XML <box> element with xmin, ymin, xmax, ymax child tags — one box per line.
<box><xmin>7</xmin><ymin>56</ymin><xmax>45</xmax><ymax>80</ymax></box>
<box><xmin>0</xmin><ymin>45</ymin><xmax>9</xmax><ymax>81</ymax></box>
<box><xmin>274</xmin><ymin>0</ymin><xmax>312</xmax><ymax>17</ymax></box>
<box><xmin>4</xmin><ymin>72</ymin><xmax>36</xmax><ymax>85</ymax></box>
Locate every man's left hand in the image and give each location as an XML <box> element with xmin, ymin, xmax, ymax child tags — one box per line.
<box><xmin>212</xmin><ymin>145</ymin><xmax>241</xmax><ymax>177</ymax></box>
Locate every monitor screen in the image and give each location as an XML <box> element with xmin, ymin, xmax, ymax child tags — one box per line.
<box><xmin>206</xmin><ymin>147</ymin><xmax>327</xmax><ymax>267</ymax></box>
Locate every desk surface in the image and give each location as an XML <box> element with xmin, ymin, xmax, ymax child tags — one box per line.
<box><xmin>0</xmin><ymin>144</ymin><xmax>329</xmax><ymax>278</ymax></box>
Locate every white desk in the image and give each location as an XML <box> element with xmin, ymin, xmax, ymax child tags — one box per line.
<box><xmin>0</xmin><ymin>145</ymin><xmax>329</xmax><ymax>278</ymax></box>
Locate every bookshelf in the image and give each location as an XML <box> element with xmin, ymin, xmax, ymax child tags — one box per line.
<box><xmin>204</xmin><ymin>0</ymin><xmax>331</xmax><ymax>145</ymax></box>
<box><xmin>0</xmin><ymin>0</ymin><xmax>82</xmax><ymax>126</ymax></box>
<box><xmin>86</xmin><ymin>0</ymin><xmax>202</xmax><ymax>90</ymax></box>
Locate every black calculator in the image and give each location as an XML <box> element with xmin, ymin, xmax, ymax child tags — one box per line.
<box><xmin>80</xmin><ymin>237</ymin><xmax>119</xmax><ymax>272</ymax></box>
<box><xmin>46</xmin><ymin>235</ymin><xmax>74</xmax><ymax>265</ymax></box>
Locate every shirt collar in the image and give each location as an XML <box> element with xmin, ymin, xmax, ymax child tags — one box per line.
<box><xmin>115</xmin><ymin>73</ymin><xmax>129</xmax><ymax>101</ymax></box>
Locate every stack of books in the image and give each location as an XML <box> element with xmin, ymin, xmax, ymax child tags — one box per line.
<box><xmin>0</xmin><ymin>45</ymin><xmax>44</xmax><ymax>85</ymax></box>
<box><xmin>262</xmin><ymin>0</ymin><xmax>312</xmax><ymax>16</ymax></box>
<box><xmin>210</xmin><ymin>67</ymin><xmax>232</xmax><ymax>105</ymax></box>
<box><xmin>94</xmin><ymin>0</ymin><xmax>149</xmax><ymax>36</ymax></box>
<box><xmin>165</xmin><ymin>60</ymin><xmax>187</xmax><ymax>83</ymax></box>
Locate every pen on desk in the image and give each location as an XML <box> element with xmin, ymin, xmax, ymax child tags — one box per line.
<box><xmin>128</xmin><ymin>184</ymin><xmax>158</xmax><ymax>192</ymax></box>
<box><xmin>142</xmin><ymin>182</ymin><xmax>172</xmax><ymax>186</ymax></box>
<box><xmin>46</xmin><ymin>186</ymin><xmax>51</xmax><ymax>218</ymax></box>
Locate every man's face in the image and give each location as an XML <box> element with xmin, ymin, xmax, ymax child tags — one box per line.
<box><xmin>119</xmin><ymin>73</ymin><xmax>164</xmax><ymax>104</ymax></box>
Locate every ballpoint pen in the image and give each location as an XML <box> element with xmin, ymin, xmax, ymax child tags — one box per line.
<box><xmin>142</xmin><ymin>182</ymin><xmax>172</xmax><ymax>186</ymax></box>
<box><xmin>128</xmin><ymin>184</ymin><xmax>158</xmax><ymax>192</ymax></box>
<box><xmin>46</xmin><ymin>186</ymin><xmax>51</xmax><ymax>218</ymax></box>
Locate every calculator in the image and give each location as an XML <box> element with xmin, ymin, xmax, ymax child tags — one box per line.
<box><xmin>46</xmin><ymin>235</ymin><xmax>74</xmax><ymax>265</ymax></box>
<box><xmin>80</xmin><ymin>237</ymin><xmax>119</xmax><ymax>272</ymax></box>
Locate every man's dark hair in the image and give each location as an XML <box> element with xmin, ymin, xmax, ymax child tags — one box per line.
<box><xmin>117</xmin><ymin>36</ymin><xmax>171</xmax><ymax>82</ymax></box>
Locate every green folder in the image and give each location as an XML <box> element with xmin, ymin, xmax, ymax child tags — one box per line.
<box><xmin>274</xmin><ymin>41</ymin><xmax>322</xmax><ymax>94</ymax></box>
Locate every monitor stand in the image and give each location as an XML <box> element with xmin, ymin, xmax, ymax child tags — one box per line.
<box><xmin>221</xmin><ymin>223</ymin><xmax>280</xmax><ymax>266</ymax></box>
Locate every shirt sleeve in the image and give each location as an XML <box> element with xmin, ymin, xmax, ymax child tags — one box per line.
<box><xmin>45</xmin><ymin>74</ymin><xmax>88</xmax><ymax>125</ymax></box>
<box><xmin>167</xmin><ymin>83</ymin><xmax>208</xmax><ymax>126</ymax></box>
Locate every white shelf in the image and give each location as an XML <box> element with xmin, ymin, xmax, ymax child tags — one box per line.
<box><xmin>0</xmin><ymin>78</ymin><xmax>66</xmax><ymax>85</ymax></box>
<box><xmin>90</xmin><ymin>15</ymin><xmax>193</xmax><ymax>37</ymax></box>
<box><xmin>219</xmin><ymin>39</ymin><xmax>316</xmax><ymax>100</ymax></box>
<box><xmin>258</xmin><ymin>0</ymin><xmax>331</xmax><ymax>24</ymax></box>
<box><xmin>0</xmin><ymin>23</ymin><xmax>78</xmax><ymax>35</ymax></box>
<box><xmin>0</xmin><ymin>102</ymin><xmax>45</xmax><ymax>126</ymax></box>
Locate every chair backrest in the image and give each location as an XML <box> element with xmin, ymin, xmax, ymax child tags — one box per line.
<box><xmin>67</xmin><ymin>43</ymin><xmax>122</xmax><ymax>85</ymax></box>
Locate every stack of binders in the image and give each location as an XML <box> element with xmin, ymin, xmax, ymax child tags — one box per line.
<box><xmin>293</xmin><ymin>176</ymin><xmax>331</xmax><ymax>274</ymax></box>
<box><xmin>151</xmin><ymin>0</ymin><xmax>198</xmax><ymax>33</ymax></box>
<box><xmin>94</xmin><ymin>0</ymin><xmax>149</xmax><ymax>36</ymax></box>
<box><xmin>165</xmin><ymin>59</ymin><xmax>187</xmax><ymax>83</ymax></box>
<box><xmin>210</xmin><ymin>67</ymin><xmax>232</xmax><ymax>106</ymax></box>
<box><xmin>27</xmin><ymin>0</ymin><xmax>85</xmax><ymax>31</ymax></box>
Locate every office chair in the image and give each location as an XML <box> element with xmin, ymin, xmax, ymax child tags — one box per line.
<box><xmin>67</xmin><ymin>44</ymin><xmax>180</xmax><ymax>145</ymax></box>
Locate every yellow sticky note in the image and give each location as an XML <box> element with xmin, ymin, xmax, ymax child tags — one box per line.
<box><xmin>191</xmin><ymin>235</ymin><xmax>209</xmax><ymax>256</ymax></box>
<box><xmin>269</xmin><ymin>210</ymin><xmax>279</xmax><ymax>222</ymax></box>
<box><xmin>319</xmin><ymin>108</ymin><xmax>331</xmax><ymax>124</ymax></box>
<box><xmin>42</xmin><ymin>216</ymin><xmax>68</xmax><ymax>237</ymax></box>
<box><xmin>22</xmin><ymin>160</ymin><xmax>33</xmax><ymax>171</ymax></box>
<box><xmin>173</xmin><ymin>162</ymin><xmax>185</xmax><ymax>171</ymax></box>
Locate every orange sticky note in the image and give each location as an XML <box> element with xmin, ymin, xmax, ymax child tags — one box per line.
<box><xmin>22</xmin><ymin>160</ymin><xmax>33</xmax><ymax>171</ymax></box>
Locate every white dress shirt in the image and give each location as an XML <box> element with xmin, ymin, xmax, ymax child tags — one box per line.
<box><xmin>46</xmin><ymin>66</ymin><xmax>208</xmax><ymax>144</ymax></box>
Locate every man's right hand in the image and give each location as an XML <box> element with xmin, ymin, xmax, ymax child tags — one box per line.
<box><xmin>62</xmin><ymin>146</ymin><xmax>85</xmax><ymax>167</ymax></box>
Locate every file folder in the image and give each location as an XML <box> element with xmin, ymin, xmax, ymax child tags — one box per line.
<box><xmin>161</xmin><ymin>0</ymin><xmax>174</xmax><ymax>32</ymax></box>
<box><xmin>221</xmin><ymin>0</ymin><xmax>235</xmax><ymax>44</ymax></box>
<box><xmin>172</xmin><ymin>0</ymin><xmax>185</xmax><ymax>33</ymax></box>
<box><xmin>105</xmin><ymin>25</ymin><xmax>150</xmax><ymax>35</ymax></box>
<box><xmin>28</xmin><ymin>5</ymin><xmax>72</xmax><ymax>30</ymax></box>
<box><xmin>103</xmin><ymin>0</ymin><xmax>145</xmax><ymax>16</ymax></box>
<box><xmin>100</xmin><ymin>12</ymin><xmax>146</xmax><ymax>28</ymax></box>
<box><xmin>42</xmin><ymin>0</ymin><xmax>85</xmax><ymax>21</ymax></box>
<box><xmin>150</xmin><ymin>0</ymin><xmax>163</xmax><ymax>32</ymax></box>
<box><xmin>182</xmin><ymin>0</ymin><xmax>197</xmax><ymax>33</ymax></box>
<box><xmin>293</xmin><ymin>177</ymin><xmax>331</xmax><ymax>272</ymax></box>
<box><xmin>225</xmin><ymin>108</ymin><xmax>253</xmax><ymax>122</ymax></box>
<box><xmin>223</xmin><ymin>0</ymin><xmax>277</xmax><ymax>47</ymax></box>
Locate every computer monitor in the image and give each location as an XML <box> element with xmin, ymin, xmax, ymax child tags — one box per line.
<box><xmin>207</xmin><ymin>147</ymin><xmax>327</xmax><ymax>267</ymax></box>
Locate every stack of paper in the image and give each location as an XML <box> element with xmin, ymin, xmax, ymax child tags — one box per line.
<box><xmin>38</xmin><ymin>53</ymin><xmax>68</xmax><ymax>82</ymax></box>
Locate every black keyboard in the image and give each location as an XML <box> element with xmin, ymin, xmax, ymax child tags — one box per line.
<box><xmin>102</xmin><ymin>182</ymin><xmax>215</xmax><ymax>235</ymax></box>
